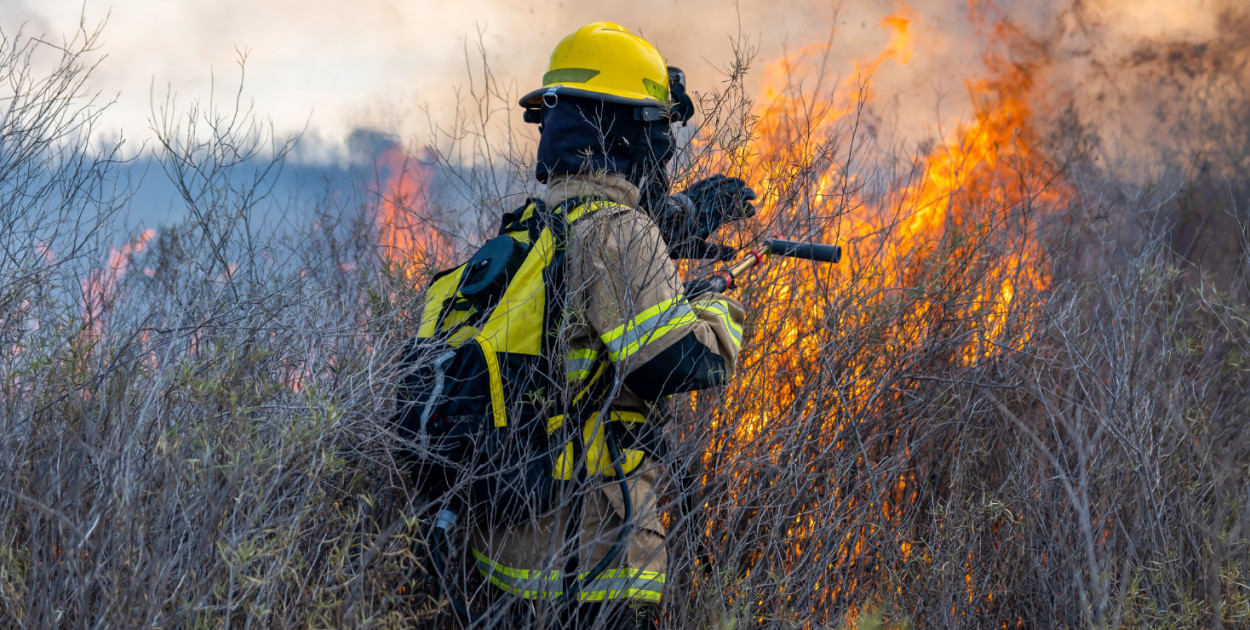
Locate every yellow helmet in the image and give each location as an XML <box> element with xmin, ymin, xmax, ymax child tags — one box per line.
<box><xmin>519</xmin><ymin>22</ymin><xmax>669</xmax><ymax>109</ymax></box>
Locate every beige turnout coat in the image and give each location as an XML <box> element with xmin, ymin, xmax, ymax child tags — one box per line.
<box><xmin>469</xmin><ymin>172</ymin><xmax>744</xmax><ymax>605</ymax></box>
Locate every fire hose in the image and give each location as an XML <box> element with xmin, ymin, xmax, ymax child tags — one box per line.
<box><xmin>684</xmin><ymin>238</ymin><xmax>843</xmax><ymax>295</ymax></box>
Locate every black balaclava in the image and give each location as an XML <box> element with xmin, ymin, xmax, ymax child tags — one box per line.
<box><xmin>535</xmin><ymin>96</ymin><xmax>674</xmax><ymax>217</ymax></box>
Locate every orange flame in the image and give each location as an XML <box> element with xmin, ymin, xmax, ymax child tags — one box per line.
<box><xmin>373</xmin><ymin>144</ymin><xmax>450</xmax><ymax>277</ymax></box>
<box><xmin>81</xmin><ymin>229</ymin><xmax>155</xmax><ymax>340</ymax></box>
<box><xmin>721</xmin><ymin>6</ymin><xmax>1057</xmax><ymax>433</ymax></box>
<box><xmin>856</xmin><ymin>11</ymin><xmax>915</xmax><ymax>78</ymax></box>
<box><xmin>696</xmin><ymin>4</ymin><xmax>1066</xmax><ymax>621</ymax></box>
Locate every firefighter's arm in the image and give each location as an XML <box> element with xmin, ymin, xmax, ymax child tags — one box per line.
<box><xmin>581</xmin><ymin>209</ymin><xmax>745</xmax><ymax>400</ymax></box>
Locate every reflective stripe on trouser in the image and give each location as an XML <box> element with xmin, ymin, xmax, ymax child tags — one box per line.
<box><xmin>472</xmin><ymin>548</ymin><xmax>665</xmax><ymax>602</ymax></box>
<box><xmin>599</xmin><ymin>296</ymin><xmax>698</xmax><ymax>362</ymax></box>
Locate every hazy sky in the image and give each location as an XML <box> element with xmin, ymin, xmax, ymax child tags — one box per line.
<box><xmin>3</xmin><ymin>0</ymin><xmax>1236</xmax><ymax>166</ymax></box>
<box><xmin>3</xmin><ymin>0</ymin><xmax>985</xmax><ymax>163</ymax></box>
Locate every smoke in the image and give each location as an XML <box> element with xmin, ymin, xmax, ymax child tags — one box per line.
<box><xmin>771</xmin><ymin>0</ymin><xmax>1250</xmax><ymax>177</ymax></box>
<box><xmin>0</xmin><ymin>0</ymin><xmax>1030</xmax><ymax>163</ymax></box>
<box><xmin>5</xmin><ymin>1</ymin><xmax>1245</xmax><ymax>173</ymax></box>
<box><xmin>1048</xmin><ymin>0</ymin><xmax>1250</xmax><ymax>171</ymax></box>
<box><xmin>4</xmin><ymin>0</ymin><xmax>855</xmax><ymax>163</ymax></box>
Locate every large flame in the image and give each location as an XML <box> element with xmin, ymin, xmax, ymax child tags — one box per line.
<box><xmin>719</xmin><ymin>8</ymin><xmax>1057</xmax><ymax>436</ymax></box>
<box><xmin>695</xmin><ymin>3</ymin><xmax>1065</xmax><ymax>622</ymax></box>
<box><xmin>373</xmin><ymin>144</ymin><xmax>450</xmax><ymax>276</ymax></box>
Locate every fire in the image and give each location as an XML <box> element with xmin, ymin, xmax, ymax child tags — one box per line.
<box><xmin>81</xmin><ymin>229</ymin><xmax>156</xmax><ymax>340</ymax></box>
<box><xmin>721</xmin><ymin>7</ymin><xmax>1057</xmax><ymax>435</ymax></box>
<box><xmin>373</xmin><ymin>144</ymin><xmax>450</xmax><ymax>277</ymax></box>
<box><xmin>694</xmin><ymin>3</ymin><xmax>1066</xmax><ymax>622</ymax></box>
<box><xmin>858</xmin><ymin>12</ymin><xmax>914</xmax><ymax>80</ymax></box>
<box><xmin>365</xmin><ymin>6</ymin><xmax>1061</xmax><ymax>621</ymax></box>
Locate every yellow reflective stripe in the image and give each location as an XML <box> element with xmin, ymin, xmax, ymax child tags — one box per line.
<box><xmin>576</xmin><ymin>583</ymin><xmax>663</xmax><ymax>603</ymax></box>
<box><xmin>601</xmin><ymin>297</ymin><xmax>680</xmax><ymax>346</ymax></box>
<box><xmin>614</xmin><ymin>311</ymin><xmax>698</xmax><ymax>362</ymax></box>
<box><xmin>565</xmin><ymin>348</ymin><xmax>600</xmax><ymax>380</ymax></box>
<box><xmin>477</xmin><ymin>337</ymin><xmax>507</xmax><ymax>428</ymax></box>
<box><xmin>472</xmin><ymin>548</ymin><xmax>665</xmax><ymax>602</ymax></box>
<box><xmin>565</xmin><ymin>199</ymin><xmax>615</xmax><ymax>223</ymax></box>
<box><xmin>600</xmin><ymin>297</ymin><xmax>698</xmax><ymax>362</ymax></box>
<box><xmin>471</xmin><ymin>549</ymin><xmax>561</xmax><ymax>580</ymax></box>
<box><xmin>692</xmin><ymin>299</ymin><xmax>743</xmax><ymax>348</ymax></box>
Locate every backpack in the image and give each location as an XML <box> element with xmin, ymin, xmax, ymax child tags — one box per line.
<box><xmin>394</xmin><ymin>196</ymin><xmax>611</xmax><ymax>524</ymax></box>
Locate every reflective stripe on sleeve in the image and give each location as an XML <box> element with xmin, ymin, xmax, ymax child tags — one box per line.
<box><xmin>565</xmin><ymin>348</ymin><xmax>599</xmax><ymax>381</ymax></box>
<box><xmin>472</xmin><ymin>548</ymin><xmax>665</xmax><ymax>602</ymax></box>
<box><xmin>600</xmin><ymin>296</ymin><xmax>698</xmax><ymax>362</ymax></box>
<box><xmin>691</xmin><ymin>298</ymin><xmax>743</xmax><ymax>349</ymax></box>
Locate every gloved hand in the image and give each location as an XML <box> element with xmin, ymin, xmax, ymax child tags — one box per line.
<box><xmin>653</xmin><ymin>175</ymin><xmax>756</xmax><ymax>260</ymax></box>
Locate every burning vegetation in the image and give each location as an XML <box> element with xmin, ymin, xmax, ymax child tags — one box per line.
<box><xmin>2</xmin><ymin>1</ymin><xmax>1249</xmax><ymax>628</ymax></box>
<box><xmin>661</xmin><ymin>6</ymin><xmax>1071</xmax><ymax>625</ymax></box>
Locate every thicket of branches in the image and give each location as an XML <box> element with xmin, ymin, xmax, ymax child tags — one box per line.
<box><xmin>2</xmin><ymin>14</ymin><xmax>1248</xmax><ymax>630</ymax></box>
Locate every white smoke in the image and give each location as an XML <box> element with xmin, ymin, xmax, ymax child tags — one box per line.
<box><xmin>4</xmin><ymin>0</ymin><xmax>1244</xmax><ymax>169</ymax></box>
<box><xmin>0</xmin><ymin>0</ymin><xmax>990</xmax><ymax>163</ymax></box>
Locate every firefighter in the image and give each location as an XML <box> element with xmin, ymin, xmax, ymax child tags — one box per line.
<box><xmin>467</xmin><ymin>22</ymin><xmax>754</xmax><ymax>629</ymax></box>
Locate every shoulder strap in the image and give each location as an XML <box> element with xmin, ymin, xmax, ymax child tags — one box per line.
<box><xmin>502</xmin><ymin>193</ymin><xmax>615</xmax><ymax>241</ymax></box>
<box><xmin>533</xmin><ymin>195</ymin><xmax>594</xmax><ymax>246</ymax></box>
<box><xmin>498</xmin><ymin>197</ymin><xmax>545</xmax><ymax>236</ymax></box>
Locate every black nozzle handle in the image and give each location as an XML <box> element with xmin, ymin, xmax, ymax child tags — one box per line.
<box><xmin>764</xmin><ymin>239</ymin><xmax>842</xmax><ymax>263</ymax></box>
<box><xmin>683</xmin><ymin>271</ymin><xmax>733</xmax><ymax>296</ymax></box>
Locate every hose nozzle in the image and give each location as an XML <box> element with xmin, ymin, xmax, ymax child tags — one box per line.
<box><xmin>762</xmin><ymin>238</ymin><xmax>842</xmax><ymax>263</ymax></box>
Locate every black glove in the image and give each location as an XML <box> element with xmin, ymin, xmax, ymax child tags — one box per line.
<box><xmin>671</xmin><ymin>174</ymin><xmax>756</xmax><ymax>239</ymax></box>
<box><xmin>667</xmin><ymin>66</ymin><xmax>695</xmax><ymax>126</ymax></box>
<box><xmin>649</xmin><ymin>195</ymin><xmax>736</xmax><ymax>260</ymax></box>
<box><xmin>653</xmin><ymin>174</ymin><xmax>755</xmax><ymax>260</ymax></box>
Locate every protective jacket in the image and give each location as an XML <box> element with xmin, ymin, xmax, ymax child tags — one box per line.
<box><xmin>469</xmin><ymin>172</ymin><xmax>744</xmax><ymax>604</ymax></box>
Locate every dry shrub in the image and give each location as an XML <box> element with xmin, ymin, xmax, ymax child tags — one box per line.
<box><xmin>0</xmin><ymin>24</ymin><xmax>437</xmax><ymax>629</ymax></box>
<box><xmin>654</xmin><ymin>24</ymin><xmax>1249</xmax><ymax>630</ymax></box>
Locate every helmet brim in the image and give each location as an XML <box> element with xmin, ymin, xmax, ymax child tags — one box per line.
<box><xmin>518</xmin><ymin>85</ymin><xmax>663</xmax><ymax>109</ymax></box>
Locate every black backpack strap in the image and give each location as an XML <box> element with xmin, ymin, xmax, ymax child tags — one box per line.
<box><xmin>498</xmin><ymin>197</ymin><xmax>545</xmax><ymax>236</ymax></box>
<box><xmin>535</xmin><ymin>195</ymin><xmax>592</xmax><ymax>364</ymax></box>
<box><xmin>533</xmin><ymin>194</ymin><xmax>604</xmax><ymax>244</ymax></box>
